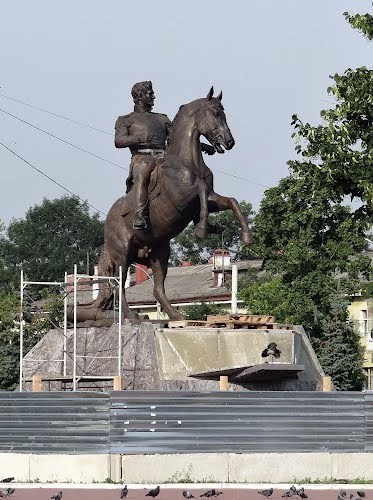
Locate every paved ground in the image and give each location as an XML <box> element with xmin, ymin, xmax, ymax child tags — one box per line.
<box><xmin>1</xmin><ymin>488</ymin><xmax>367</xmax><ymax>500</ymax></box>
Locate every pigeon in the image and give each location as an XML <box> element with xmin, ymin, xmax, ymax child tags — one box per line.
<box><xmin>0</xmin><ymin>490</ymin><xmax>15</xmax><ymax>498</ymax></box>
<box><xmin>258</xmin><ymin>489</ymin><xmax>274</xmax><ymax>498</ymax></box>
<box><xmin>183</xmin><ymin>492</ymin><xmax>195</xmax><ymax>499</ymax></box>
<box><xmin>296</xmin><ymin>489</ymin><xmax>308</xmax><ymax>500</ymax></box>
<box><xmin>340</xmin><ymin>492</ymin><xmax>347</xmax><ymax>498</ymax></box>
<box><xmin>357</xmin><ymin>493</ymin><xmax>366</xmax><ymax>499</ymax></box>
<box><xmin>51</xmin><ymin>493</ymin><xmax>63</xmax><ymax>500</ymax></box>
<box><xmin>261</xmin><ymin>343</ymin><xmax>281</xmax><ymax>358</ymax></box>
<box><xmin>0</xmin><ymin>480</ymin><xmax>13</xmax><ymax>485</ymax></box>
<box><xmin>282</xmin><ymin>487</ymin><xmax>297</xmax><ymax>498</ymax></box>
<box><xmin>200</xmin><ymin>491</ymin><xmax>216</xmax><ymax>498</ymax></box>
<box><xmin>146</xmin><ymin>487</ymin><xmax>160</xmax><ymax>498</ymax></box>
<box><xmin>121</xmin><ymin>486</ymin><xmax>128</xmax><ymax>499</ymax></box>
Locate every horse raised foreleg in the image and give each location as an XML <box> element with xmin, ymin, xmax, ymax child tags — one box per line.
<box><xmin>207</xmin><ymin>191</ymin><xmax>253</xmax><ymax>245</ymax></box>
<box><xmin>194</xmin><ymin>179</ymin><xmax>209</xmax><ymax>239</ymax></box>
<box><xmin>150</xmin><ymin>243</ymin><xmax>185</xmax><ymax>320</ymax></box>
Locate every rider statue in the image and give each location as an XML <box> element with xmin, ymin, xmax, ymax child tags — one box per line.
<box><xmin>115</xmin><ymin>81</ymin><xmax>215</xmax><ymax>230</ymax></box>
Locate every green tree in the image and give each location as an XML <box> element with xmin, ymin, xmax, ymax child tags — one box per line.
<box><xmin>170</xmin><ymin>201</ymin><xmax>254</xmax><ymax>265</ymax></box>
<box><xmin>312</xmin><ymin>297</ymin><xmax>365</xmax><ymax>391</ymax></box>
<box><xmin>185</xmin><ymin>302</ymin><xmax>225</xmax><ymax>321</ymax></box>
<box><xmin>0</xmin><ymin>196</ymin><xmax>104</xmax><ymax>288</ymax></box>
<box><xmin>0</xmin><ymin>290</ymin><xmax>64</xmax><ymax>390</ymax></box>
<box><xmin>240</xmin><ymin>9</ymin><xmax>372</xmax><ymax>390</ymax></box>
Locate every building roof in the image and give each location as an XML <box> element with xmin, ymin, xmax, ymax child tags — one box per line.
<box><xmin>127</xmin><ymin>259</ymin><xmax>262</xmax><ymax>306</ymax></box>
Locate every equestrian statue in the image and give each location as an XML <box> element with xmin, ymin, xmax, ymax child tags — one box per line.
<box><xmin>71</xmin><ymin>84</ymin><xmax>252</xmax><ymax>323</ymax></box>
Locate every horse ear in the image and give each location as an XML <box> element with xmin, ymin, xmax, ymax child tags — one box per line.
<box><xmin>206</xmin><ymin>86</ymin><xmax>214</xmax><ymax>100</ymax></box>
<box><xmin>217</xmin><ymin>90</ymin><xmax>223</xmax><ymax>101</ymax></box>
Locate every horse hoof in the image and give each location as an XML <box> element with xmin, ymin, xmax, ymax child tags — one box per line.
<box><xmin>241</xmin><ymin>231</ymin><xmax>253</xmax><ymax>245</ymax></box>
<box><xmin>194</xmin><ymin>225</ymin><xmax>208</xmax><ymax>239</ymax></box>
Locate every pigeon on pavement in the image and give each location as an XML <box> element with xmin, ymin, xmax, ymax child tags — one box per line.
<box><xmin>296</xmin><ymin>489</ymin><xmax>308</xmax><ymax>499</ymax></box>
<box><xmin>183</xmin><ymin>492</ymin><xmax>195</xmax><ymax>499</ymax></box>
<box><xmin>0</xmin><ymin>490</ymin><xmax>15</xmax><ymax>498</ymax></box>
<box><xmin>200</xmin><ymin>491</ymin><xmax>217</xmax><ymax>498</ymax></box>
<box><xmin>258</xmin><ymin>489</ymin><xmax>274</xmax><ymax>498</ymax></box>
<box><xmin>282</xmin><ymin>487</ymin><xmax>297</xmax><ymax>498</ymax></box>
<box><xmin>51</xmin><ymin>492</ymin><xmax>63</xmax><ymax>500</ymax></box>
<box><xmin>357</xmin><ymin>493</ymin><xmax>366</xmax><ymax>499</ymax></box>
<box><xmin>146</xmin><ymin>487</ymin><xmax>160</xmax><ymax>498</ymax></box>
<box><xmin>121</xmin><ymin>486</ymin><xmax>128</xmax><ymax>499</ymax></box>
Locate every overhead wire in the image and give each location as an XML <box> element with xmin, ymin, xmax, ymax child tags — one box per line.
<box><xmin>0</xmin><ymin>93</ymin><xmax>271</xmax><ymax>188</ymax></box>
<box><xmin>0</xmin><ymin>139</ymin><xmax>107</xmax><ymax>217</ymax></box>
<box><xmin>0</xmin><ymin>107</ymin><xmax>128</xmax><ymax>171</ymax></box>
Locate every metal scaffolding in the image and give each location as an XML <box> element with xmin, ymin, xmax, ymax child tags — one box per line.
<box><xmin>19</xmin><ymin>265</ymin><xmax>123</xmax><ymax>392</ymax></box>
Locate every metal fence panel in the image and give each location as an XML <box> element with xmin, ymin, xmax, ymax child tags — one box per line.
<box><xmin>110</xmin><ymin>391</ymin><xmax>365</xmax><ymax>454</ymax></box>
<box><xmin>0</xmin><ymin>392</ymin><xmax>110</xmax><ymax>453</ymax></box>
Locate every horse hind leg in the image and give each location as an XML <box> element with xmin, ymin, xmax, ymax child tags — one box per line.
<box><xmin>207</xmin><ymin>191</ymin><xmax>253</xmax><ymax>245</ymax></box>
<box><xmin>150</xmin><ymin>243</ymin><xmax>185</xmax><ymax>320</ymax></box>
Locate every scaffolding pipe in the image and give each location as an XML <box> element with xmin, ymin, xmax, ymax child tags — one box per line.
<box><xmin>231</xmin><ymin>263</ymin><xmax>238</xmax><ymax>314</ymax></box>
<box><xmin>19</xmin><ymin>269</ymin><xmax>24</xmax><ymax>392</ymax></box>
<box><xmin>118</xmin><ymin>265</ymin><xmax>123</xmax><ymax>376</ymax></box>
<box><xmin>63</xmin><ymin>271</ymin><xmax>67</xmax><ymax>376</ymax></box>
<box><xmin>73</xmin><ymin>264</ymin><xmax>77</xmax><ymax>391</ymax></box>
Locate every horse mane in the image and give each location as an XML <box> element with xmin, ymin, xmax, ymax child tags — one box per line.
<box><xmin>167</xmin><ymin>98</ymin><xmax>205</xmax><ymax>151</ymax></box>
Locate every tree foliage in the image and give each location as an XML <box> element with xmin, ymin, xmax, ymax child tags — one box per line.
<box><xmin>0</xmin><ymin>196</ymin><xmax>104</xmax><ymax>289</ymax></box>
<box><xmin>170</xmin><ymin>201</ymin><xmax>254</xmax><ymax>265</ymax></box>
<box><xmin>240</xmin><ymin>9</ymin><xmax>373</xmax><ymax>390</ymax></box>
<box><xmin>0</xmin><ymin>290</ymin><xmax>63</xmax><ymax>390</ymax></box>
<box><xmin>185</xmin><ymin>302</ymin><xmax>226</xmax><ymax>321</ymax></box>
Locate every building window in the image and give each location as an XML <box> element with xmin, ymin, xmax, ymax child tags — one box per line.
<box><xmin>360</xmin><ymin>309</ymin><xmax>368</xmax><ymax>337</ymax></box>
<box><xmin>364</xmin><ymin>367</ymin><xmax>373</xmax><ymax>390</ymax></box>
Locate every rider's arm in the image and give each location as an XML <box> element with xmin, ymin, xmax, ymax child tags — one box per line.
<box><xmin>114</xmin><ymin>116</ymin><xmax>142</xmax><ymax>149</ymax></box>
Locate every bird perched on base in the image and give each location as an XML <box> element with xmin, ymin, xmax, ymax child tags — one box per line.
<box><xmin>51</xmin><ymin>492</ymin><xmax>63</xmax><ymax>500</ymax></box>
<box><xmin>121</xmin><ymin>486</ymin><xmax>128</xmax><ymax>498</ymax></box>
<box><xmin>258</xmin><ymin>489</ymin><xmax>274</xmax><ymax>498</ymax></box>
<box><xmin>356</xmin><ymin>492</ymin><xmax>366</xmax><ymax>499</ymax></box>
<box><xmin>0</xmin><ymin>480</ymin><xmax>14</xmax><ymax>484</ymax></box>
<box><xmin>261</xmin><ymin>343</ymin><xmax>281</xmax><ymax>359</ymax></box>
<box><xmin>183</xmin><ymin>492</ymin><xmax>195</xmax><ymax>499</ymax></box>
<box><xmin>146</xmin><ymin>486</ymin><xmax>160</xmax><ymax>498</ymax></box>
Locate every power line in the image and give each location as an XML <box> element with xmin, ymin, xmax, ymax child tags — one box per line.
<box><xmin>0</xmin><ymin>93</ymin><xmax>113</xmax><ymax>135</ymax></box>
<box><xmin>0</xmin><ymin>107</ymin><xmax>128</xmax><ymax>171</ymax></box>
<box><xmin>0</xmin><ymin>139</ymin><xmax>107</xmax><ymax>217</ymax></box>
<box><xmin>0</xmin><ymin>94</ymin><xmax>271</xmax><ymax>189</ymax></box>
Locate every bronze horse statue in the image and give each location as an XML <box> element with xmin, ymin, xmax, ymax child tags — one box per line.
<box><xmin>75</xmin><ymin>87</ymin><xmax>252</xmax><ymax>322</ymax></box>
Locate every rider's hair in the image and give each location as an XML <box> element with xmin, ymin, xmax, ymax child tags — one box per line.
<box><xmin>131</xmin><ymin>81</ymin><xmax>153</xmax><ymax>104</ymax></box>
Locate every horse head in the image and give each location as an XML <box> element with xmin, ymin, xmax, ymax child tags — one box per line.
<box><xmin>197</xmin><ymin>86</ymin><xmax>235</xmax><ymax>154</ymax></box>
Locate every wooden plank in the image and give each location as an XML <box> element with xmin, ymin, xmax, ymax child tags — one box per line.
<box><xmin>168</xmin><ymin>320</ymin><xmax>207</xmax><ymax>328</ymax></box>
<box><xmin>219</xmin><ymin>375</ymin><xmax>229</xmax><ymax>391</ymax></box>
<box><xmin>32</xmin><ymin>374</ymin><xmax>42</xmax><ymax>392</ymax></box>
<box><xmin>322</xmin><ymin>375</ymin><xmax>333</xmax><ymax>392</ymax></box>
<box><xmin>113</xmin><ymin>375</ymin><xmax>123</xmax><ymax>390</ymax></box>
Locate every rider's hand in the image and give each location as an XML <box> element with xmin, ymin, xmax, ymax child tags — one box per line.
<box><xmin>203</xmin><ymin>144</ymin><xmax>216</xmax><ymax>155</ymax></box>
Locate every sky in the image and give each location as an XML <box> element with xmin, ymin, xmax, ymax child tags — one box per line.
<box><xmin>0</xmin><ymin>0</ymin><xmax>371</xmax><ymax>225</ymax></box>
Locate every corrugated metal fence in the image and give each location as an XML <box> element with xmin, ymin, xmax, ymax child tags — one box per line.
<box><xmin>1</xmin><ymin>390</ymin><xmax>373</xmax><ymax>454</ymax></box>
<box><xmin>0</xmin><ymin>392</ymin><xmax>109</xmax><ymax>453</ymax></box>
<box><xmin>110</xmin><ymin>391</ymin><xmax>366</xmax><ymax>454</ymax></box>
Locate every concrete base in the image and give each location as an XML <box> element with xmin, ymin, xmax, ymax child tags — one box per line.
<box><xmin>2</xmin><ymin>452</ymin><xmax>373</xmax><ymax>482</ymax></box>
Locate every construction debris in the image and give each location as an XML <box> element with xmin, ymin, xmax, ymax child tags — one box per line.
<box><xmin>167</xmin><ymin>314</ymin><xmax>293</xmax><ymax>330</ymax></box>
